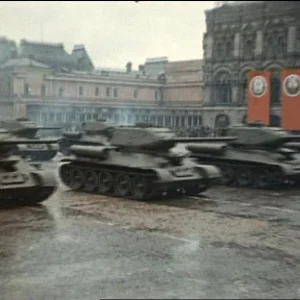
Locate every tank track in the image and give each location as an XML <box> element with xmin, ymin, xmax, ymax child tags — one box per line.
<box><xmin>212</xmin><ymin>162</ymin><xmax>294</xmax><ymax>189</ymax></box>
<box><xmin>0</xmin><ymin>186</ymin><xmax>55</xmax><ymax>207</ymax></box>
<box><xmin>59</xmin><ymin>162</ymin><xmax>210</xmax><ymax>201</ymax></box>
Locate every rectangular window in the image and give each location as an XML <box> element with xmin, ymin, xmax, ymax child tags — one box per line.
<box><xmin>24</xmin><ymin>83</ymin><xmax>30</xmax><ymax>96</ymax></box>
<box><xmin>113</xmin><ymin>88</ymin><xmax>118</xmax><ymax>98</ymax></box>
<box><xmin>41</xmin><ymin>84</ymin><xmax>46</xmax><ymax>96</ymax></box>
<box><xmin>106</xmin><ymin>87</ymin><xmax>110</xmax><ymax>97</ymax></box>
<box><xmin>95</xmin><ymin>87</ymin><xmax>99</xmax><ymax>96</ymax></box>
<box><xmin>79</xmin><ymin>86</ymin><xmax>83</xmax><ymax>96</ymax></box>
<box><xmin>134</xmin><ymin>89</ymin><xmax>138</xmax><ymax>98</ymax></box>
<box><xmin>59</xmin><ymin>87</ymin><xmax>64</xmax><ymax>97</ymax></box>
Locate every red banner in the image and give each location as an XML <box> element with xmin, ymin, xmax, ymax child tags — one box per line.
<box><xmin>247</xmin><ymin>71</ymin><xmax>271</xmax><ymax>125</ymax></box>
<box><xmin>281</xmin><ymin>69</ymin><xmax>300</xmax><ymax>131</ymax></box>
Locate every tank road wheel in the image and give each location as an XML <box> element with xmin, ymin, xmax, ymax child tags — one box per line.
<box><xmin>84</xmin><ymin>170</ymin><xmax>99</xmax><ymax>192</ymax></box>
<box><xmin>98</xmin><ymin>171</ymin><xmax>113</xmax><ymax>194</ymax></box>
<box><xmin>236</xmin><ymin>168</ymin><xmax>254</xmax><ymax>187</ymax></box>
<box><xmin>60</xmin><ymin>165</ymin><xmax>72</xmax><ymax>187</ymax></box>
<box><xmin>114</xmin><ymin>173</ymin><xmax>132</xmax><ymax>197</ymax></box>
<box><xmin>131</xmin><ymin>176</ymin><xmax>152</xmax><ymax>200</ymax></box>
<box><xmin>219</xmin><ymin>165</ymin><xmax>235</xmax><ymax>185</ymax></box>
<box><xmin>70</xmin><ymin>168</ymin><xmax>85</xmax><ymax>190</ymax></box>
<box><xmin>254</xmin><ymin>169</ymin><xmax>277</xmax><ymax>189</ymax></box>
<box><xmin>187</xmin><ymin>181</ymin><xmax>210</xmax><ymax>196</ymax></box>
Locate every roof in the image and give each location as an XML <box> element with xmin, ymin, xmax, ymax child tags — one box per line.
<box><xmin>0</xmin><ymin>57</ymin><xmax>50</xmax><ymax>69</ymax></box>
<box><xmin>19</xmin><ymin>39</ymin><xmax>78</xmax><ymax>70</ymax></box>
<box><xmin>72</xmin><ymin>45</ymin><xmax>94</xmax><ymax>71</ymax></box>
<box><xmin>145</xmin><ymin>57</ymin><xmax>168</xmax><ymax>64</ymax></box>
<box><xmin>0</xmin><ymin>37</ymin><xmax>18</xmax><ymax>64</ymax></box>
<box><xmin>164</xmin><ymin>60</ymin><xmax>203</xmax><ymax>73</ymax></box>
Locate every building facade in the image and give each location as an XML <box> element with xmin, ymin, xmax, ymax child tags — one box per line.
<box><xmin>0</xmin><ymin>40</ymin><xmax>204</xmax><ymax>133</ymax></box>
<box><xmin>202</xmin><ymin>1</ymin><xmax>300</xmax><ymax>127</ymax></box>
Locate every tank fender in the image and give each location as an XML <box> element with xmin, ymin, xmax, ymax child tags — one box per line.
<box><xmin>194</xmin><ymin>164</ymin><xmax>221</xmax><ymax>179</ymax></box>
<box><xmin>60</xmin><ymin>157</ymin><xmax>75</xmax><ymax>163</ymax></box>
<box><xmin>277</xmin><ymin>163</ymin><xmax>300</xmax><ymax>176</ymax></box>
<box><xmin>47</xmin><ymin>143</ymin><xmax>59</xmax><ymax>151</ymax></box>
<box><xmin>151</xmin><ymin>168</ymin><xmax>175</xmax><ymax>181</ymax></box>
<box><xmin>31</xmin><ymin>171</ymin><xmax>57</xmax><ymax>187</ymax></box>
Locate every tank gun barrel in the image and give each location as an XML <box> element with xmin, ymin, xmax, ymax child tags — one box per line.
<box><xmin>0</xmin><ymin>138</ymin><xmax>60</xmax><ymax>145</ymax></box>
<box><xmin>172</xmin><ymin>136</ymin><xmax>237</xmax><ymax>143</ymax></box>
<box><xmin>186</xmin><ymin>143</ymin><xmax>227</xmax><ymax>155</ymax></box>
<box><xmin>285</xmin><ymin>142</ymin><xmax>300</xmax><ymax>150</ymax></box>
<box><xmin>70</xmin><ymin>145</ymin><xmax>117</xmax><ymax>159</ymax></box>
<box><xmin>36</xmin><ymin>127</ymin><xmax>61</xmax><ymax>130</ymax></box>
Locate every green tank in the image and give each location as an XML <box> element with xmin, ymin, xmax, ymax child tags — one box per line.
<box><xmin>58</xmin><ymin>124</ymin><xmax>225</xmax><ymax>200</ymax></box>
<box><xmin>0</xmin><ymin>118</ymin><xmax>60</xmax><ymax>161</ymax></box>
<box><xmin>59</xmin><ymin>119</ymin><xmax>116</xmax><ymax>156</ymax></box>
<box><xmin>0</xmin><ymin>129</ymin><xmax>58</xmax><ymax>206</ymax></box>
<box><xmin>187</xmin><ymin>122</ymin><xmax>300</xmax><ymax>189</ymax></box>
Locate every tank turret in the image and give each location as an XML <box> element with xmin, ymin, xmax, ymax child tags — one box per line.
<box><xmin>225</xmin><ymin>123</ymin><xmax>300</xmax><ymax>148</ymax></box>
<box><xmin>187</xmin><ymin>123</ymin><xmax>300</xmax><ymax>189</ymax></box>
<box><xmin>0</xmin><ymin>129</ymin><xmax>58</xmax><ymax>206</ymax></box>
<box><xmin>59</xmin><ymin>125</ymin><xmax>222</xmax><ymax>201</ymax></box>
<box><xmin>108</xmin><ymin>123</ymin><xmax>237</xmax><ymax>150</ymax></box>
<box><xmin>0</xmin><ymin>118</ymin><xmax>61</xmax><ymax>161</ymax></box>
<box><xmin>59</xmin><ymin>119</ymin><xmax>116</xmax><ymax>155</ymax></box>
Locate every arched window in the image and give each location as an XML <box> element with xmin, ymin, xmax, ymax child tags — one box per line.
<box><xmin>266</xmin><ymin>36</ymin><xmax>275</xmax><ymax>57</ymax></box>
<box><xmin>215</xmin><ymin>114</ymin><xmax>230</xmax><ymax>129</ymax></box>
<box><xmin>277</xmin><ymin>36</ymin><xmax>286</xmax><ymax>55</ymax></box>
<box><xmin>215</xmin><ymin>42</ymin><xmax>224</xmax><ymax>58</ymax></box>
<box><xmin>225</xmin><ymin>42</ymin><xmax>232</xmax><ymax>57</ymax></box>
<box><xmin>214</xmin><ymin>72</ymin><xmax>232</xmax><ymax>104</ymax></box>
<box><xmin>244</xmin><ymin>40</ymin><xmax>254</xmax><ymax>60</ymax></box>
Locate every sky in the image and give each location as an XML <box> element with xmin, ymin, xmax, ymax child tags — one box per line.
<box><xmin>0</xmin><ymin>1</ymin><xmax>215</xmax><ymax>69</ymax></box>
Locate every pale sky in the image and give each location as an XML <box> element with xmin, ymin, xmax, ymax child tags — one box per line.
<box><xmin>0</xmin><ymin>1</ymin><xmax>214</xmax><ymax>69</ymax></box>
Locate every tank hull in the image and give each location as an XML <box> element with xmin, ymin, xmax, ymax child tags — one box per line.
<box><xmin>16</xmin><ymin>143</ymin><xmax>59</xmax><ymax>161</ymax></box>
<box><xmin>58</xmin><ymin>153</ymin><xmax>221</xmax><ymax>200</ymax></box>
<box><xmin>188</xmin><ymin>146</ymin><xmax>300</xmax><ymax>189</ymax></box>
<box><xmin>0</xmin><ymin>157</ymin><xmax>57</xmax><ymax>207</ymax></box>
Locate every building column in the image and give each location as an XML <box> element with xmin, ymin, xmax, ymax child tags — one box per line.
<box><xmin>233</xmin><ymin>32</ymin><xmax>241</xmax><ymax>58</ymax></box>
<box><xmin>287</xmin><ymin>26</ymin><xmax>297</xmax><ymax>53</ymax></box>
<box><xmin>255</xmin><ymin>30</ymin><xmax>263</xmax><ymax>57</ymax></box>
<box><xmin>203</xmin><ymin>84</ymin><xmax>212</xmax><ymax>105</ymax></box>
<box><xmin>205</xmin><ymin>35</ymin><xmax>213</xmax><ymax>59</ymax></box>
<box><xmin>231</xmin><ymin>84</ymin><xmax>239</xmax><ymax>104</ymax></box>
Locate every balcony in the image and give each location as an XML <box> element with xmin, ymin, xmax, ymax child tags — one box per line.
<box><xmin>1</xmin><ymin>95</ymin><xmax>204</xmax><ymax>109</ymax></box>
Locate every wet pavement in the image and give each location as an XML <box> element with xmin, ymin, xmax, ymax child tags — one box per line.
<box><xmin>1</xmin><ymin>160</ymin><xmax>300</xmax><ymax>299</ymax></box>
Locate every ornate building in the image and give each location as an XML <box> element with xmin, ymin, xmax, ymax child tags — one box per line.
<box><xmin>0</xmin><ymin>40</ymin><xmax>203</xmax><ymax>131</ymax></box>
<box><xmin>202</xmin><ymin>1</ymin><xmax>300</xmax><ymax>127</ymax></box>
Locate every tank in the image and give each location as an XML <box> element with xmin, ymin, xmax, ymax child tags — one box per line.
<box><xmin>187</xmin><ymin>122</ymin><xmax>300</xmax><ymax>189</ymax></box>
<box><xmin>58</xmin><ymin>124</ymin><xmax>223</xmax><ymax>200</ymax></box>
<box><xmin>0</xmin><ymin>129</ymin><xmax>58</xmax><ymax>206</ymax></box>
<box><xmin>0</xmin><ymin>118</ymin><xmax>60</xmax><ymax>161</ymax></box>
<box><xmin>59</xmin><ymin>119</ymin><xmax>116</xmax><ymax>156</ymax></box>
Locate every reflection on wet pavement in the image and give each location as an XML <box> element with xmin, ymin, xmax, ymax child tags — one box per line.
<box><xmin>1</xmin><ymin>161</ymin><xmax>300</xmax><ymax>299</ymax></box>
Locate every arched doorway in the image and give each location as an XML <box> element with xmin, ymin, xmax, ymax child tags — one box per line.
<box><xmin>215</xmin><ymin>114</ymin><xmax>230</xmax><ymax>128</ymax></box>
<box><xmin>270</xmin><ymin>114</ymin><xmax>281</xmax><ymax>127</ymax></box>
